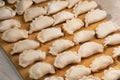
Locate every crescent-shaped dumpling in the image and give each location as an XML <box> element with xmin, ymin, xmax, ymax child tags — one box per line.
<box><xmin>0</xmin><ymin>19</ymin><xmax>21</xmax><ymax>32</ymax></box>
<box><xmin>46</xmin><ymin>1</ymin><xmax>68</xmax><ymax>15</ymax></box>
<box><xmin>0</xmin><ymin>6</ymin><xmax>16</xmax><ymax>20</ymax></box>
<box><xmin>65</xmin><ymin>65</ymin><xmax>91</xmax><ymax>80</ymax></box>
<box><xmin>29</xmin><ymin>16</ymin><xmax>54</xmax><ymax>34</ymax></box>
<box><xmin>104</xmin><ymin>34</ymin><xmax>120</xmax><ymax>46</ymax></box>
<box><xmin>85</xmin><ymin>9</ymin><xmax>107</xmax><ymax>27</ymax></box>
<box><xmin>37</xmin><ymin>28</ymin><xmax>64</xmax><ymax>43</ymax></box>
<box><xmin>53</xmin><ymin>11</ymin><xmax>74</xmax><ymax>26</ymax></box>
<box><xmin>96</xmin><ymin>21</ymin><xmax>120</xmax><ymax>38</ymax></box>
<box><xmin>102</xmin><ymin>68</ymin><xmax>120</xmax><ymax>80</ymax></box>
<box><xmin>11</xmin><ymin>39</ymin><xmax>40</xmax><ymax>55</ymax></box>
<box><xmin>73</xmin><ymin>1</ymin><xmax>97</xmax><ymax>17</ymax></box>
<box><xmin>0</xmin><ymin>0</ymin><xmax>5</xmax><ymax>7</ymax></box>
<box><xmin>73</xmin><ymin>30</ymin><xmax>95</xmax><ymax>44</ymax></box>
<box><xmin>90</xmin><ymin>55</ymin><xmax>114</xmax><ymax>72</ymax></box>
<box><xmin>49</xmin><ymin>39</ymin><xmax>74</xmax><ymax>55</ymax></box>
<box><xmin>1</xmin><ymin>28</ymin><xmax>28</xmax><ymax>42</ymax></box>
<box><xmin>24</xmin><ymin>7</ymin><xmax>46</xmax><ymax>22</ymax></box>
<box><xmin>54</xmin><ymin>51</ymin><xmax>80</xmax><ymax>69</ymax></box>
<box><xmin>29</xmin><ymin>62</ymin><xmax>55</xmax><ymax>79</ymax></box>
<box><xmin>78</xmin><ymin>42</ymin><xmax>104</xmax><ymax>58</ymax></box>
<box><xmin>63</xmin><ymin>18</ymin><xmax>84</xmax><ymax>34</ymax></box>
<box><xmin>15</xmin><ymin>0</ymin><xmax>33</xmax><ymax>15</ymax></box>
<box><xmin>19</xmin><ymin>49</ymin><xmax>46</xmax><ymax>68</ymax></box>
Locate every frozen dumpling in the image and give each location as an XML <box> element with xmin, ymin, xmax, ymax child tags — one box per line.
<box><xmin>1</xmin><ymin>28</ymin><xmax>28</xmax><ymax>42</ymax></box>
<box><xmin>29</xmin><ymin>62</ymin><xmax>55</xmax><ymax>79</ymax></box>
<box><xmin>19</xmin><ymin>49</ymin><xmax>46</xmax><ymax>68</ymax></box>
<box><xmin>63</xmin><ymin>18</ymin><xmax>84</xmax><ymax>34</ymax></box>
<box><xmin>29</xmin><ymin>16</ymin><xmax>54</xmax><ymax>34</ymax></box>
<box><xmin>37</xmin><ymin>28</ymin><xmax>64</xmax><ymax>43</ymax></box>
<box><xmin>0</xmin><ymin>19</ymin><xmax>21</xmax><ymax>32</ymax></box>
<box><xmin>11</xmin><ymin>39</ymin><xmax>40</xmax><ymax>55</ymax></box>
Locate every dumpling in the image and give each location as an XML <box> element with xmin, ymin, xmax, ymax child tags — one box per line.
<box><xmin>85</xmin><ymin>9</ymin><xmax>107</xmax><ymax>27</ymax></box>
<box><xmin>46</xmin><ymin>1</ymin><xmax>68</xmax><ymax>15</ymax></box>
<box><xmin>44</xmin><ymin>76</ymin><xmax>64</xmax><ymax>80</ymax></box>
<box><xmin>79</xmin><ymin>75</ymin><xmax>100</xmax><ymax>80</ymax></box>
<box><xmin>78</xmin><ymin>42</ymin><xmax>104</xmax><ymax>58</ymax></box>
<box><xmin>29</xmin><ymin>16</ymin><xmax>54</xmax><ymax>34</ymax></box>
<box><xmin>37</xmin><ymin>28</ymin><xmax>64</xmax><ymax>43</ymax></box>
<box><xmin>19</xmin><ymin>49</ymin><xmax>46</xmax><ymax>68</ymax></box>
<box><xmin>11</xmin><ymin>39</ymin><xmax>40</xmax><ymax>55</ymax></box>
<box><xmin>104</xmin><ymin>34</ymin><xmax>120</xmax><ymax>46</ymax></box>
<box><xmin>0</xmin><ymin>0</ymin><xmax>5</xmax><ymax>7</ymax></box>
<box><xmin>63</xmin><ymin>18</ymin><xmax>84</xmax><ymax>34</ymax></box>
<box><xmin>33</xmin><ymin>0</ymin><xmax>47</xmax><ymax>4</ymax></box>
<box><xmin>49</xmin><ymin>39</ymin><xmax>74</xmax><ymax>55</ymax></box>
<box><xmin>113</xmin><ymin>46</ymin><xmax>120</xmax><ymax>57</ymax></box>
<box><xmin>15</xmin><ymin>0</ymin><xmax>33</xmax><ymax>15</ymax></box>
<box><xmin>73</xmin><ymin>1</ymin><xmax>97</xmax><ymax>17</ymax></box>
<box><xmin>102</xmin><ymin>68</ymin><xmax>120</xmax><ymax>80</ymax></box>
<box><xmin>54</xmin><ymin>51</ymin><xmax>80</xmax><ymax>69</ymax></box>
<box><xmin>53</xmin><ymin>11</ymin><xmax>74</xmax><ymax>26</ymax></box>
<box><xmin>0</xmin><ymin>6</ymin><xmax>16</xmax><ymax>20</ymax></box>
<box><xmin>24</xmin><ymin>7</ymin><xmax>46</xmax><ymax>22</ymax></box>
<box><xmin>0</xmin><ymin>19</ymin><xmax>21</xmax><ymax>32</ymax></box>
<box><xmin>73</xmin><ymin>30</ymin><xmax>95</xmax><ymax>44</ymax></box>
<box><xmin>7</xmin><ymin>0</ymin><xmax>17</xmax><ymax>4</ymax></box>
<box><xmin>29</xmin><ymin>62</ymin><xmax>55</xmax><ymax>79</ymax></box>
<box><xmin>65</xmin><ymin>65</ymin><xmax>91</xmax><ymax>80</ymax></box>
<box><xmin>1</xmin><ymin>28</ymin><xmax>28</xmax><ymax>42</ymax></box>
<box><xmin>90</xmin><ymin>55</ymin><xmax>114</xmax><ymax>72</ymax></box>
<box><xmin>96</xmin><ymin>21</ymin><xmax>120</xmax><ymax>38</ymax></box>
<box><xmin>67</xmin><ymin>0</ymin><xmax>80</xmax><ymax>8</ymax></box>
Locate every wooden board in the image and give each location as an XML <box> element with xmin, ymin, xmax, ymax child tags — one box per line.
<box><xmin>0</xmin><ymin>1</ymin><xmax>120</xmax><ymax>80</ymax></box>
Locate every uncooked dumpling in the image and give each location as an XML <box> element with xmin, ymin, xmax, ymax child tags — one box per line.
<box><xmin>73</xmin><ymin>1</ymin><xmax>97</xmax><ymax>17</ymax></box>
<box><xmin>19</xmin><ymin>49</ymin><xmax>46</xmax><ymax>68</ymax></box>
<box><xmin>73</xmin><ymin>30</ymin><xmax>95</xmax><ymax>44</ymax></box>
<box><xmin>104</xmin><ymin>34</ymin><xmax>120</xmax><ymax>46</ymax></box>
<box><xmin>0</xmin><ymin>6</ymin><xmax>16</xmax><ymax>20</ymax></box>
<box><xmin>29</xmin><ymin>62</ymin><xmax>55</xmax><ymax>79</ymax></box>
<box><xmin>113</xmin><ymin>46</ymin><xmax>120</xmax><ymax>57</ymax></box>
<box><xmin>96</xmin><ymin>21</ymin><xmax>120</xmax><ymax>38</ymax></box>
<box><xmin>46</xmin><ymin>1</ymin><xmax>68</xmax><ymax>15</ymax></box>
<box><xmin>15</xmin><ymin>0</ymin><xmax>33</xmax><ymax>15</ymax></box>
<box><xmin>1</xmin><ymin>28</ymin><xmax>28</xmax><ymax>42</ymax></box>
<box><xmin>0</xmin><ymin>0</ymin><xmax>5</xmax><ymax>7</ymax></box>
<box><xmin>53</xmin><ymin>11</ymin><xmax>74</xmax><ymax>25</ymax></box>
<box><xmin>54</xmin><ymin>51</ymin><xmax>80</xmax><ymax>69</ymax></box>
<box><xmin>44</xmin><ymin>76</ymin><xmax>64</xmax><ymax>80</ymax></box>
<box><xmin>0</xmin><ymin>19</ymin><xmax>21</xmax><ymax>32</ymax></box>
<box><xmin>85</xmin><ymin>9</ymin><xmax>107</xmax><ymax>27</ymax></box>
<box><xmin>24</xmin><ymin>7</ymin><xmax>46</xmax><ymax>22</ymax></box>
<box><xmin>102</xmin><ymin>68</ymin><xmax>120</xmax><ymax>80</ymax></box>
<box><xmin>65</xmin><ymin>65</ymin><xmax>91</xmax><ymax>80</ymax></box>
<box><xmin>79</xmin><ymin>75</ymin><xmax>100</xmax><ymax>80</ymax></box>
<box><xmin>33</xmin><ymin>0</ymin><xmax>47</xmax><ymax>4</ymax></box>
<box><xmin>90</xmin><ymin>55</ymin><xmax>114</xmax><ymax>72</ymax></box>
<box><xmin>11</xmin><ymin>39</ymin><xmax>40</xmax><ymax>55</ymax></box>
<box><xmin>78</xmin><ymin>42</ymin><xmax>104</xmax><ymax>58</ymax></box>
<box><xmin>7</xmin><ymin>0</ymin><xmax>17</xmax><ymax>4</ymax></box>
<box><xmin>67</xmin><ymin>0</ymin><xmax>80</xmax><ymax>8</ymax></box>
<box><xmin>29</xmin><ymin>16</ymin><xmax>54</xmax><ymax>34</ymax></box>
<box><xmin>63</xmin><ymin>18</ymin><xmax>84</xmax><ymax>34</ymax></box>
<box><xmin>37</xmin><ymin>28</ymin><xmax>64</xmax><ymax>43</ymax></box>
<box><xmin>49</xmin><ymin>39</ymin><xmax>74</xmax><ymax>55</ymax></box>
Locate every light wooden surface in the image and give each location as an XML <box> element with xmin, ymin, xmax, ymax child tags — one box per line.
<box><xmin>0</xmin><ymin>1</ymin><xmax>120</xmax><ymax>80</ymax></box>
